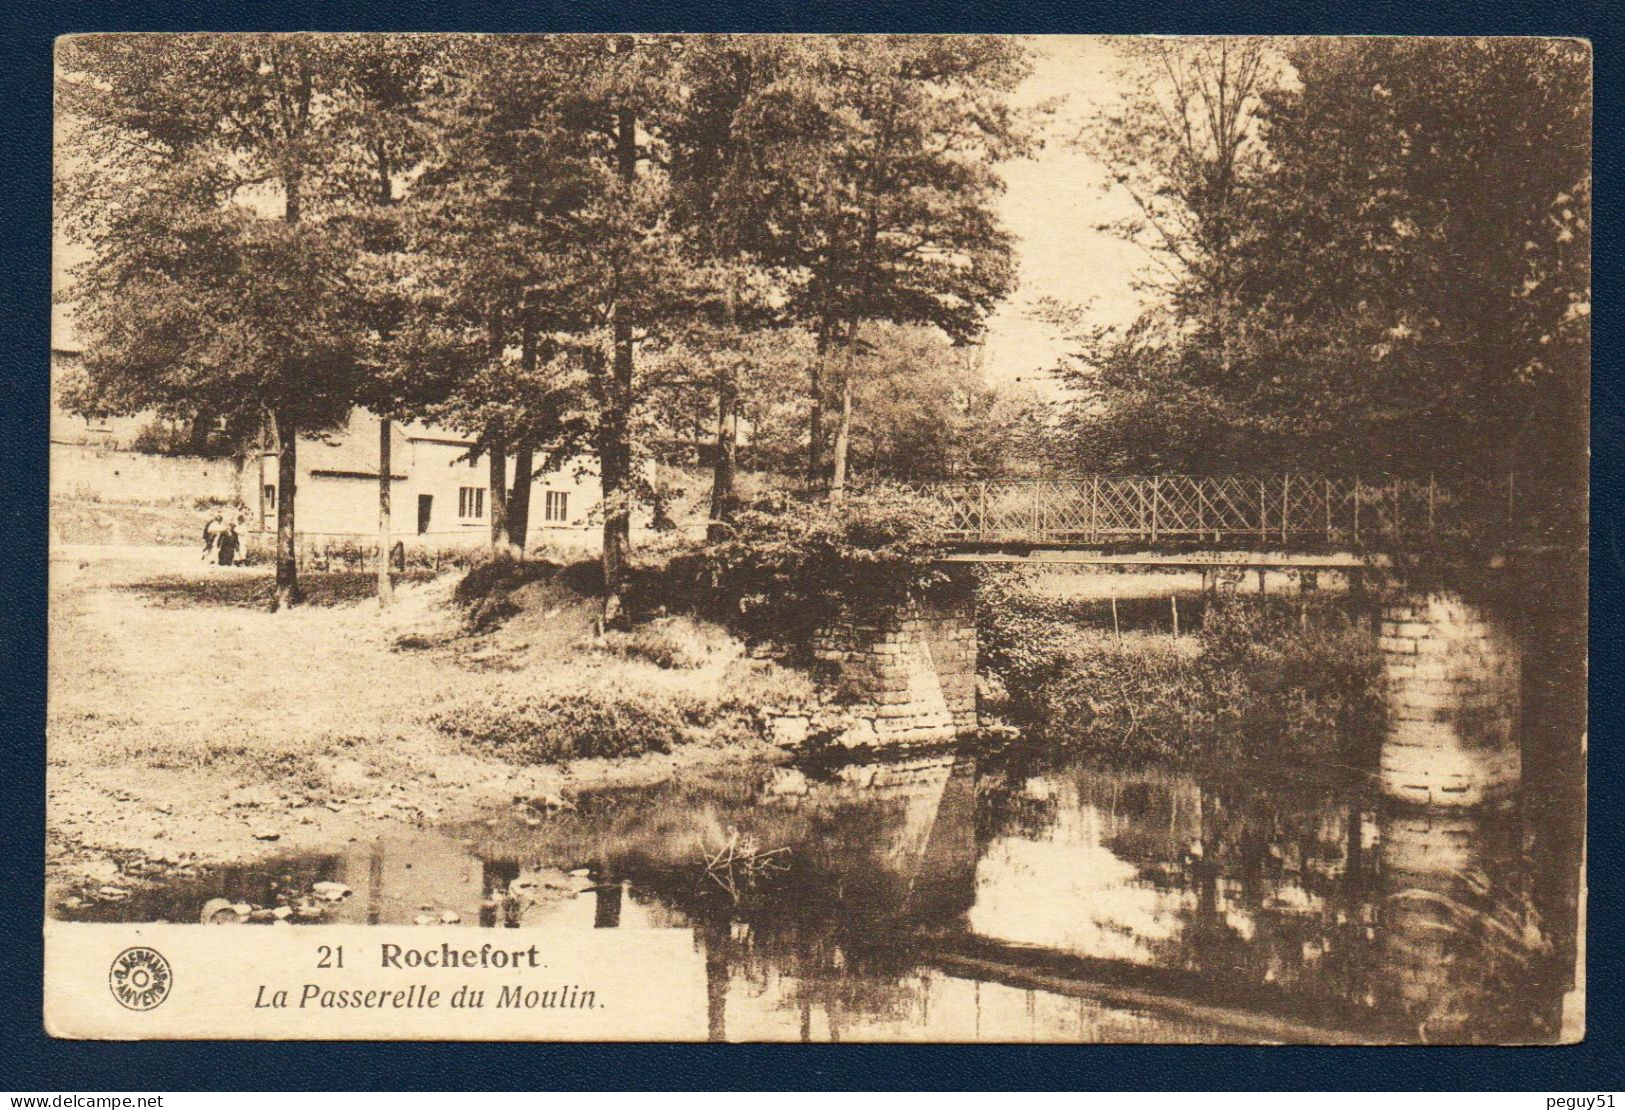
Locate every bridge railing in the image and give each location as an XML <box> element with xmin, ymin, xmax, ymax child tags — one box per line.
<box><xmin>914</xmin><ymin>475</ymin><xmax>1516</xmax><ymax>548</ymax></box>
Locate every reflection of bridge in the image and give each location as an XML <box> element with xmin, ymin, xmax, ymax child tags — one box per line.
<box><xmin>916</xmin><ymin>474</ymin><xmax>1513</xmax><ymax>557</ymax></box>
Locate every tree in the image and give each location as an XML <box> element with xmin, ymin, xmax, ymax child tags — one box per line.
<box><xmin>1076</xmin><ymin>39</ymin><xmax>1280</xmax><ymax>376</ymax></box>
<box><xmin>1250</xmin><ymin>38</ymin><xmax>1590</xmax><ymax>494</ymax></box>
<box><xmin>772</xmin><ymin>36</ymin><xmax>1036</xmax><ymax>497</ymax></box>
<box><xmin>57</xmin><ymin>34</ymin><xmax>373</xmax><ymax>609</ymax></box>
<box><xmin>840</xmin><ymin>325</ymin><xmax>1049</xmax><ymax>481</ymax></box>
<box><xmin>327</xmin><ymin>35</ymin><xmax>443</xmax><ymax>603</ymax></box>
<box><xmin>1058</xmin><ymin>36</ymin><xmax>1590</xmax><ymax>527</ymax></box>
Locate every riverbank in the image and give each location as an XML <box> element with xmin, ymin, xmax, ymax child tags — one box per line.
<box><xmin>976</xmin><ymin>566</ymin><xmax>1385</xmax><ymax>767</ymax></box>
<box><xmin>46</xmin><ymin>546</ymin><xmax>789</xmax><ymax>903</ymax></box>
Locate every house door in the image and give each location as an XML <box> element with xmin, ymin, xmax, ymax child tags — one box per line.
<box><xmin>417</xmin><ymin>495</ymin><xmax>433</xmax><ymax>535</ymax></box>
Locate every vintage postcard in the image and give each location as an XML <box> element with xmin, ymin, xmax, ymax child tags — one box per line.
<box><xmin>47</xmin><ymin>33</ymin><xmax>1588</xmax><ymax>1043</ymax></box>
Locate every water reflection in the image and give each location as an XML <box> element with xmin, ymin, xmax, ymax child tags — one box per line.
<box><xmin>60</xmin><ymin>750</ymin><xmax>1578</xmax><ymax>1043</ymax></box>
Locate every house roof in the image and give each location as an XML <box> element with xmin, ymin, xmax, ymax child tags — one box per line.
<box><xmin>299</xmin><ymin>413</ymin><xmax>412</xmax><ymax>479</ymax></box>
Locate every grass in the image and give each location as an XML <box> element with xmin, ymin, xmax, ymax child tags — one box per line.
<box><xmin>125</xmin><ymin>569</ymin><xmax>437</xmax><ymax>609</ymax></box>
<box><xmin>978</xmin><ymin>570</ymin><xmax>1384</xmax><ymax>767</ymax></box>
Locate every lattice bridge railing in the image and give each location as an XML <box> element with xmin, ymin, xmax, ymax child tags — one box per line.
<box><xmin>914</xmin><ymin>475</ymin><xmax>1515</xmax><ymax>550</ymax></box>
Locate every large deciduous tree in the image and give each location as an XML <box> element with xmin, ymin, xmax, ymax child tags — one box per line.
<box><xmin>780</xmin><ymin>35</ymin><xmax>1035</xmax><ymax>497</ymax></box>
<box><xmin>57</xmin><ymin>34</ymin><xmax>374</xmax><ymax>609</ymax></box>
<box><xmin>1059</xmin><ymin>36</ymin><xmax>1589</xmax><ymax>535</ymax></box>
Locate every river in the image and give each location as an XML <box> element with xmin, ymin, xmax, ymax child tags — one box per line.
<box><xmin>57</xmin><ymin>742</ymin><xmax>1583</xmax><ymax>1044</ymax></box>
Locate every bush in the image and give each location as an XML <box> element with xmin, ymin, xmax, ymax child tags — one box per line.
<box><xmin>430</xmin><ymin>683</ymin><xmax>727</xmax><ymax>764</ymax></box>
<box><xmin>602</xmin><ymin>615</ymin><xmax>724</xmax><ymax>669</ymax></box>
<box><xmin>688</xmin><ymin>484</ymin><xmax>952</xmax><ymax>645</ymax></box>
<box><xmin>978</xmin><ymin>571</ymin><xmax>1383</xmax><ymax>766</ymax></box>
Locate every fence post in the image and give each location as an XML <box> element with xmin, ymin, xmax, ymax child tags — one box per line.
<box><xmin>1325</xmin><ymin>476</ymin><xmax>1333</xmax><ymax>542</ymax></box>
<box><xmin>1031</xmin><ymin>479</ymin><xmax>1042</xmax><ymax>539</ymax></box>
<box><xmin>1353</xmin><ymin>477</ymin><xmax>1361</xmax><ymax>544</ymax></box>
<box><xmin>1428</xmin><ymin>473</ymin><xmax>1436</xmax><ymax>535</ymax></box>
<box><xmin>1150</xmin><ymin>476</ymin><xmax>1159</xmax><ymax>544</ymax></box>
<box><xmin>978</xmin><ymin>481</ymin><xmax>988</xmax><ymax>543</ymax></box>
<box><xmin>1090</xmin><ymin>475</ymin><xmax>1100</xmax><ymax>543</ymax></box>
<box><xmin>1259</xmin><ymin>479</ymin><xmax>1268</xmax><ymax>542</ymax></box>
<box><xmin>1281</xmin><ymin>474</ymin><xmax>1290</xmax><ymax>543</ymax></box>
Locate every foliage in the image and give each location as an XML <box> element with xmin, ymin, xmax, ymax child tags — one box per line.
<box><xmin>1056</xmin><ymin>37</ymin><xmax>1589</xmax><ymax>518</ymax></box>
<box><xmin>693</xmin><ymin>484</ymin><xmax>951</xmax><ymax>644</ymax></box>
<box><xmin>430</xmin><ymin>685</ymin><xmax>703</xmax><ymax>763</ymax></box>
<box><xmin>602</xmin><ymin>615</ymin><xmax>727</xmax><ymax>670</ymax></box>
<box><xmin>977</xmin><ymin>570</ymin><xmax>1383</xmax><ymax>764</ymax></box>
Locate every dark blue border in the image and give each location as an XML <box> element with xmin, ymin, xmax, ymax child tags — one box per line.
<box><xmin>4</xmin><ymin>0</ymin><xmax>1619</xmax><ymax>1091</ymax></box>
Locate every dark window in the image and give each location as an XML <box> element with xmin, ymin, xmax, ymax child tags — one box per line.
<box><xmin>459</xmin><ymin>487</ymin><xmax>485</xmax><ymax>520</ymax></box>
<box><xmin>544</xmin><ymin>490</ymin><xmax>569</xmax><ymax>523</ymax></box>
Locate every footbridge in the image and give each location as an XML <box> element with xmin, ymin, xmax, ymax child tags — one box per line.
<box><xmin>913</xmin><ymin>473</ymin><xmax>1517</xmax><ymax>565</ymax></box>
<box><xmin>820</xmin><ymin>473</ymin><xmax>1535</xmax><ymax>810</ymax></box>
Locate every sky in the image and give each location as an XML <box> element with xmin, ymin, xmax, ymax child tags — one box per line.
<box><xmin>979</xmin><ymin>36</ymin><xmax>1152</xmax><ymax>396</ymax></box>
<box><xmin>54</xmin><ymin>36</ymin><xmax>1157</xmax><ymax>385</ymax></box>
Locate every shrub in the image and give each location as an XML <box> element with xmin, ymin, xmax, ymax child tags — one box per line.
<box><xmin>430</xmin><ymin>683</ymin><xmax>725</xmax><ymax>764</ymax></box>
<box><xmin>978</xmin><ymin>572</ymin><xmax>1383</xmax><ymax>766</ymax></box>
<box><xmin>602</xmin><ymin>615</ymin><xmax>724</xmax><ymax>669</ymax></box>
<box><xmin>691</xmin><ymin>484</ymin><xmax>952</xmax><ymax>645</ymax></box>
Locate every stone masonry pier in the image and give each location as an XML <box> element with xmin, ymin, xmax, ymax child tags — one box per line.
<box><xmin>812</xmin><ymin>579</ymin><xmax>978</xmax><ymax>746</ymax></box>
<box><xmin>1377</xmin><ymin>590</ymin><xmax>1522</xmax><ymax>808</ymax></box>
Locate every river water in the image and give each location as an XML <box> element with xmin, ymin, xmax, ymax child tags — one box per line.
<box><xmin>59</xmin><ymin>745</ymin><xmax>1583</xmax><ymax>1044</ymax></box>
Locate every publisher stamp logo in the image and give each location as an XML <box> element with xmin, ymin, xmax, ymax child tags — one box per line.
<box><xmin>109</xmin><ymin>946</ymin><xmax>172</xmax><ymax>1011</ymax></box>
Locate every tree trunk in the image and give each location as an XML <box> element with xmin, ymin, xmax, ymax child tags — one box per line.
<box><xmin>601</xmin><ymin>104</ymin><xmax>638</xmax><ymax>624</ymax></box>
<box><xmin>374</xmin><ymin>141</ymin><xmax>396</xmax><ymax>606</ymax></box>
<box><xmin>509</xmin><ymin>437</ymin><xmax>534</xmax><ymax>557</ymax></box>
<box><xmin>274</xmin><ymin>411</ymin><xmax>299</xmax><ymax>611</ymax></box>
<box><xmin>829</xmin><ymin>372</ymin><xmax>853</xmax><ymax>502</ymax></box>
<box><xmin>806</xmin><ymin>318</ymin><xmax>830</xmax><ymax>488</ymax></box>
<box><xmin>828</xmin><ymin>320</ymin><xmax>859</xmax><ymax>502</ymax></box>
<box><xmin>707</xmin><ymin>376</ymin><xmax>738</xmax><ymax>541</ymax></box>
<box><xmin>708</xmin><ymin>281</ymin><xmax>740</xmax><ymax>540</ymax></box>
<box><xmin>489</xmin><ymin>440</ymin><xmax>510</xmax><ymax>556</ymax></box>
<box><xmin>376</xmin><ymin>417</ymin><xmax>393</xmax><ymax>607</ymax></box>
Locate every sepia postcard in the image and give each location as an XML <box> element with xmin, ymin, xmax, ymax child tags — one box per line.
<box><xmin>47</xmin><ymin>33</ymin><xmax>1589</xmax><ymax>1044</ymax></box>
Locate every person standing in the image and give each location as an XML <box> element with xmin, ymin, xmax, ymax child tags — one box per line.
<box><xmin>201</xmin><ymin>513</ymin><xmax>223</xmax><ymax>560</ymax></box>
<box><xmin>216</xmin><ymin>521</ymin><xmax>240</xmax><ymax>567</ymax></box>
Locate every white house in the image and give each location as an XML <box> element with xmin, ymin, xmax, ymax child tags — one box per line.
<box><xmin>248</xmin><ymin>409</ymin><xmax>602</xmax><ymax>551</ymax></box>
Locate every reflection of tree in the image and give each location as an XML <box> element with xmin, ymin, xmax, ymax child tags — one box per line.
<box><xmin>973</xmin><ymin>751</ymin><xmax>1388</xmax><ymax>1030</ymax></box>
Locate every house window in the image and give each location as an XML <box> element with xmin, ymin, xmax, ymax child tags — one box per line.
<box><xmin>458</xmin><ymin>487</ymin><xmax>485</xmax><ymax>520</ymax></box>
<box><xmin>544</xmin><ymin>491</ymin><xmax>569</xmax><ymax>523</ymax></box>
<box><xmin>263</xmin><ymin>484</ymin><xmax>276</xmax><ymax>510</ymax></box>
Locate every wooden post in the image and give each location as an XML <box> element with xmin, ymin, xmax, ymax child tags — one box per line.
<box><xmin>1031</xmin><ymin>479</ymin><xmax>1041</xmax><ymax>540</ymax></box>
<box><xmin>1111</xmin><ymin>596</ymin><xmax>1121</xmax><ymax>641</ymax></box>
<box><xmin>1150</xmin><ymin>476</ymin><xmax>1159</xmax><ymax>544</ymax></box>
<box><xmin>1091</xmin><ymin>475</ymin><xmax>1100</xmax><ymax>543</ymax></box>
<box><xmin>1353</xmin><ymin>476</ymin><xmax>1362</xmax><ymax>544</ymax></box>
<box><xmin>1325</xmin><ymin>476</ymin><xmax>1333</xmax><ymax>542</ymax></box>
<box><xmin>1281</xmin><ymin>474</ymin><xmax>1290</xmax><ymax>544</ymax></box>
<box><xmin>1259</xmin><ymin>479</ymin><xmax>1268</xmax><ymax>542</ymax></box>
<box><xmin>978</xmin><ymin>481</ymin><xmax>988</xmax><ymax>543</ymax></box>
<box><xmin>1171</xmin><ymin>594</ymin><xmax>1180</xmax><ymax>639</ymax></box>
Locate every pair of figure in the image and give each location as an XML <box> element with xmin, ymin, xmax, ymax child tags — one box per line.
<box><xmin>201</xmin><ymin>514</ymin><xmax>241</xmax><ymax>566</ymax></box>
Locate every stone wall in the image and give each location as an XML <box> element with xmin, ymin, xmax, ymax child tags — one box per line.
<box><xmin>813</xmin><ymin>582</ymin><xmax>979</xmax><ymax>746</ymax></box>
<box><xmin>1378</xmin><ymin>590</ymin><xmax>1521</xmax><ymax>807</ymax></box>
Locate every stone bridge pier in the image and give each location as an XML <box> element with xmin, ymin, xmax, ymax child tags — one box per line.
<box><xmin>1377</xmin><ymin>590</ymin><xmax>1522</xmax><ymax>807</ymax></box>
<box><xmin>812</xmin><ymin>572</ymin><xmax>979</xmax><ymax>746</ymax></box>
<box><xmin>813</xmin><ymin>567</ymin><xmax>1525</xmax><ymax>811</ymax></box>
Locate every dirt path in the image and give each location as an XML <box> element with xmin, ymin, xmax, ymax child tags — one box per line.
<box><xmin>46</xmin><ymin>546</ymin><xmax>776</xmax><ymax>902</ymax></box>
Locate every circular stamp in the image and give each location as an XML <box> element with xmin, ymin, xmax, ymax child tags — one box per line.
<box><xmin>108</xmin><ymin>946</ymin><xmax>173</xmax><ymax>1011</ymax></box>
